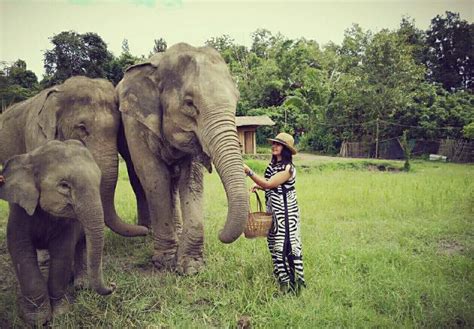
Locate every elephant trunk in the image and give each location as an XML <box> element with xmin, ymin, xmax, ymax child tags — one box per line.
<box><xmin>91</xmin><ymin>145</ymin><xmax>148</xmax><ymax>237</ymax></box>
<box><xmin>202</xmin><ymin>111</ymin><xmax>249</xmax><ymax>243</ymax></box>
<box><xmin>76</xmin><ymin>200</ymin><xmax>115</xmax><ymax>295</ymax></box>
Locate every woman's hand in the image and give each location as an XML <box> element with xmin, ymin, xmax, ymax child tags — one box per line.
<box><xmin>250</xmin><ymin>183</ymin><xmax>262</xmax><ymax>193</ymax></box>
<box><xmin>243</xmin><ymin>164</ymin><xmax>251</xmax><ymax>175</ymax></box>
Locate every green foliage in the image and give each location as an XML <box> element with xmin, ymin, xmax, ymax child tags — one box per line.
<box><xmin>0</xmin><ymin>60</ymin><xmax>39</xmax><ymax>111</ymax></box>
<box><xmin>463</xmin><ymin>122</ymin><xmax>474</xmax><ymax>139</ymax></box>
<box><xmin>42</xmin><ymin>31</ymin><xmax>113</xmax><ymax>87</ymax></box>
<box><xmin>151</xmin><ymin>38</ymin><xmax>167</xmax><ymax>54</ymax></box>
<box><xmin>208</xmin><ymin>16</ymin><xmax>473</xmax><ymax>153</ymax></box>
<box><xmin>425</xmin><ymin>11</ymin><xmax>474</xmax><ymax>91</ymax></box>
<box><xmin>3</xmin><ymin>13</ymin><xmax>473</xmax><ymax>155</ymax></box>
<box><xmin>106</xmin><ymin>52</ymin><xmax>141</xmax><ymax>86</ymax></box>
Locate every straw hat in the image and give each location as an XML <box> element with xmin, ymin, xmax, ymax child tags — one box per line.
<box><xmin>268</xmin><ymin>132</ymin><xmax>297</xmax><ymax>155</ymax></box>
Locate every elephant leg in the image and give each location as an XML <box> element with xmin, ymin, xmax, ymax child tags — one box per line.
<box><xmin>7</xmin><ymin>238</ymin><xmax>51</xmax><ymax>324</ymax></box>
<box><xmin>176</xmin><ymin>160</ymin><xmax>205</xmax><ymax>275</ymax></box>
<box><xmin>73</xmin><ymin>236</ymin><xmax>87</xmax><ymax>290</ymax></box>
<box><xmin>119</xmin><ymin>124</ymin><xmax>150</xmax><ymax>228</ymax></box>
<box><xmin>37</xmin><ymin>249</ymin><xmax>50</xmax><ymax>280</ymax></box>
<box><xmin>123</xmin><ymin>116</ymin><xmax>178</xmax><ymax>270</ymax></box>
<box><xmin>48</xmin><ymin>231</ymin><xmax>76</xmax><ymax>316</ymax></box>
<box><xmin>129</xmin><ymin>162</ymin><xmax>151</xmax><ymax>228</ymax></box>
<box><xmin>172</xmin><ymin>177</ymin><xmax>183</xmax><ymax>240</ymax></box>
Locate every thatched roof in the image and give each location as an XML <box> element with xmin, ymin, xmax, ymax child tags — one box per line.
<box><xmin>235</xmin><ymin>116</ymin><xmax>275</xmax><ymax>127</ymax></box>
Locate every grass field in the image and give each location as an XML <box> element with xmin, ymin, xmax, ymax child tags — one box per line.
<box><xmin>0</xmin><ymin>155</ymin><xmax>473</xmax><ymax>328</ymax></box>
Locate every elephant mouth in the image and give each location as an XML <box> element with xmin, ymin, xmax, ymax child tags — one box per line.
<box><xmin>170</xmin><ymin>131</ymin><xmax>202</xmax><ymax>155</ymax></box>
<box><xmin>42</xmin><ymin>203</ymin><xmax>74</xmax><ymax>218</ymax></box>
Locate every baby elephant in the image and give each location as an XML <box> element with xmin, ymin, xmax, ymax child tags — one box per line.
<box><xmin>0</xmin><ymin>140</ymin><xmax>115</xmax><ymax>325</ymax></box>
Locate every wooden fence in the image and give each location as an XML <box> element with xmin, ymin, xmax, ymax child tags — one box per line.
<box><xmin>438</xmin><ymin>139</ymin><xmax>474</xmax><ymax>163</ymax></box>
<box><xmin>340</xmin><ymin>139</ymin><xmax>473</xmax><ymax>163</ymax></box>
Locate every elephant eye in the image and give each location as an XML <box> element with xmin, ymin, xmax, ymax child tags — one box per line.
<box><xmin>183</xmin><ymin>96</ymin><xmax>199</xmax><ymax>117</ymax></box>
<box><xmin>184</xmin><ymin>97</ymin><xmax>195</xmax><ymax>108</ymax></box>
<box><xmin>75</xmin><ymin>123</ymin><xmax>89</xmax><ymax>137</ymax></box>
<box><xmin>58</xmin><ymin>181</ymin><xmax>71</xmax><ymax>194</ymax></box>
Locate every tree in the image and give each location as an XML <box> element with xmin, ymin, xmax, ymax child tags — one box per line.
<box><xmin>43</xmin><ymin>31</ymin><xmax>112</xmax><ymax>87</ymax></box>
<box><xmin>251</xmin><ymin>29</ymin><xmax>275</xmax><ymax>59</ymax></box>
<box><xmin>425</xmin><ymin>11</ymin><xmax>474</xmax><ymax>91</ymax></box>
<box><xmin>362</xmin><ymin>30</ymin><xmax>425</xmax><ymax>138</ymax></box>
<box><xmin>8</xmin><ymin>60</ymin><xmax>38</xmax><ymax>89</ymax></box>
<box><xmin>397</xmin><ymin>16</ymin><xmax>428</xmax><ymax>66</ymax></box>
<box><xmin>205</xmin><ymin>35</ymin><xmax>235</xmax><ymax>53</ymax></box>
<box><xmin>152</xmin><ymin>38</ymin><xmax>167</xmax><ymax>54</ymax></box>
<box><xmin>105</xmin><ymin>51</ymin><xmax>141</xmax><ymax>86</ymax></box>
<box><xmin>122</xmin><ymin>39</ymin><xmax>130</xmax><ymax>54</ymax></box>
<box><xmin>338</xmin><ymin>24</ymin><xmax>371</xmax><ymax>74</ymax></box>
<box><xmin>0</xmin><ymin>60</ymin><xmax>39</xmax><ymax>111</ymax></box>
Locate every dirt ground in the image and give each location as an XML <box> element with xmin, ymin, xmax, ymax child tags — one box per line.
<box><xmin>293</xmin><ymin>152</ymin><xmax>403</xmax><ymax>164</ymax></box>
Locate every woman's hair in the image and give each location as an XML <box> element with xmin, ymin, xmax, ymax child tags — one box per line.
<box><xmin>271</xmin><ymin>144</ymin><xmax>293</xmax><ymax>166</ymax></box>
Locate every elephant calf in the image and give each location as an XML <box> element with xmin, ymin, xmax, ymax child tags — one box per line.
<box><xmin>0</xmin><ymin>140</ymin><xmax>115</xmax><ymax>326</ymax></box>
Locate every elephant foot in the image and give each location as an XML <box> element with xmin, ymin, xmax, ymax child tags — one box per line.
<box><xmin>51</xmin><ymin>294</ymin><xmax>73</xmax><ymax>317</ymax></box>
<box><xmin>18</xmin><ymin>294</ymin><xmax>51</xmax><ymax>326</ymax></box>
<box><xmin>73</xmin><ymin>274</ymin><xmax>88</xmax><ymax>290</ymax></box>
<box><xmin>152</xmin><ymin>249</ymin><xmax>177</xmax><ymax>271</ymax></box>
<box><xmin>176</xmin><ymin>255</ymin><xmax>205</xmax><ymax>276</ymax></box>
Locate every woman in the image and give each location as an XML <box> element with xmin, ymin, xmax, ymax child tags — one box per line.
<box><xmin>243</xmin><ymin>132</ymin><xmax>306</xmax><ymax>294</ymax></box>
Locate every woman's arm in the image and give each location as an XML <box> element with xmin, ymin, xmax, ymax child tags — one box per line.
<box><xmin>244</xmin><ymin>164</ymin><xmax>291</xmax><ymax>190</ymax></box>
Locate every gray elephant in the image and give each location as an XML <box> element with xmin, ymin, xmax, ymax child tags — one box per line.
<box><xmin>0</xmin><ymin>76</ymin><xmax>147</xmax><ymax>237</ymax></box>
<box><xmin>0</xmin><ymin>140</ymin><xmax>115</xmax><ymax>326</ymax></box>
<box><xmin>117</xmin><ymin>43</ymin><xmax>249</xmax><ymax>274</ymax></box>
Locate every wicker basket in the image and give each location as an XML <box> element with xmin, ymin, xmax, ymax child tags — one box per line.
<box><xmin>244</xmin><ymin>191</ymin><xmax>273</xmax><ymax>238</ymax></box>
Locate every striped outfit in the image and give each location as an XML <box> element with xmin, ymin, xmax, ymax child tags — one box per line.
<box><xmin>264</xmin><ymin>161</ymin><xmax>306</xmax><ymax>291</ymax></box>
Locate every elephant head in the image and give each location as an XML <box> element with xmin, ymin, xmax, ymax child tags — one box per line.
<box><xmin>28</xmin><ymin>76</ymin><xmax>147</xmax><ymax>237</ymax></box>
<box><xmin>117</xmin><ymin>43</ymin><xmax>249</xmax><ymax>243</ymax></box>
<box><xmin>0</xmin><ymin>140</ymin><xmax>113</xmax><ymax>295</ymax></box>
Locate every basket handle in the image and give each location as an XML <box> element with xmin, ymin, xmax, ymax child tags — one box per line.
<box><xmin>250</xmin><ymin>191</ymin><xmax>265</xmax><ymax>213</ymax></box>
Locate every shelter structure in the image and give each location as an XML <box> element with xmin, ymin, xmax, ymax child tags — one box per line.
<box><xmin>236</xmin><ymin>116</ymin><xmax>275</xmax><ymax>154</ymax></box>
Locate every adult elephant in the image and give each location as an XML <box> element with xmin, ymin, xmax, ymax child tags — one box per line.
<box><xmin>0</xmin><ymin>76</ymin><xmax>147</xmax><ymax>237</ymax></box>
<box><xmin>117</xmin><ymin>43</ymin><xmax>249</xmax><ymax>274</ymax></box>
<box><xmin>0</xmin><ymin>140</ymin><xmax>115</xmax><ymax>325</ymax></box>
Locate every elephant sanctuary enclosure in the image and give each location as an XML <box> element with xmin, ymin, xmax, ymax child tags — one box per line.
<box><xmin>0</xmin><ymin>155</ymin><xmax>472</xmax><ymax>327</ymax></box>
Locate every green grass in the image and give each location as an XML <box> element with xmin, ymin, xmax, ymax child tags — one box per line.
<box><xmin>0</xmin><ymin>157</ymin><xmax>473</xmax><ymax>328</ymax></box>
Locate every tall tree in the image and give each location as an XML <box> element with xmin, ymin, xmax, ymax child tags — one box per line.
<box><xmin>122</xmin><ymin>39</ymin><xmax>130</xmax><ymax>54</ymax></box>
<box><xmin>425</xmin><ymin>11</ymin><xmax>474</xmax><ymax>91</ymax></box>
<box><xmin>8</xmin><ymin>59</ymin><xmax>38</xmax><ymax>89</ymax></box>
<box><xmin>251</xmin><ymin>28</ymin><xmax>275</xmax><ymax>59</ymax></box>
<box><xmin>152</xmin><ymin>38</ymin><xmax>167</xmax><ymax>54</ymax></box>
<box><xmin>43</xmin><ymin>31</ymin><xmax>112</xmax><ymax>87</ymax></box>
<box><xmin>397</xmin><ymin>16</ymin><xmax>428</xmax><ymax>66</ymax></box>
<box><xmin>105</xmin><ymin>51</ymin><xmax>141</xmax><ymax>86</ymax></box>
<box><xmin>205</xmin><ymin>35</ymin><xmax>235</xmax><ymax>53</ymax></box>
<box><xmin>0</xmin><ymin>60</ymin><xmax>39</xmax><ymax>111</ymax></box>
<box><xmin>338</xmin><ymin>24</ymin><xmax>372</xmax><ymax>74</ymax></box>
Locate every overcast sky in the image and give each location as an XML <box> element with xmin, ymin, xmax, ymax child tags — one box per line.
<box><xmin>1</xmin><ymin>0</ymin><xmax>472</xmax><ymax>78</ymax></box>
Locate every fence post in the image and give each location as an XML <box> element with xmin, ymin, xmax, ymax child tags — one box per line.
<box><xmin>375</xmin><ymin>118</ymin><xmax>379</xmax><ymax>159</ymax></box>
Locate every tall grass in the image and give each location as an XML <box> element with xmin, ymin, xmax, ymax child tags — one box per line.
<box><xmin>0</xmin><ymin>158</ymin><xmax>472</xmax><ymax>327</ymax></box>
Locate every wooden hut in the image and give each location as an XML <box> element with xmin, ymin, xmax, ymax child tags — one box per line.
<box><xmin>236</xmin><ymin>116</ymin><xmax>275</xmax><ymax>154</ymax></box>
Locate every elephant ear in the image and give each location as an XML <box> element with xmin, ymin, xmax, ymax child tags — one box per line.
<box><xmin>36</xmin><ymin>87</ymin><xmax>60</xmax><ymax>140</ymax></box>
<box><xmin>118</xmin><ymin>56</ymin><xmax>163</xmax><ymax>137</ymax></box>
<box><xmin>0</xmin><ymin>154</ymin><xmax>39</xmax><ymax>216</ymax></box>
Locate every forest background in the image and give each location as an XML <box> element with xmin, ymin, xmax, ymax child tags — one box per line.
<box><xmin>1</xmin><ymin>11</ymin><xmax>473</xmax><ymax>154</ymax></box>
